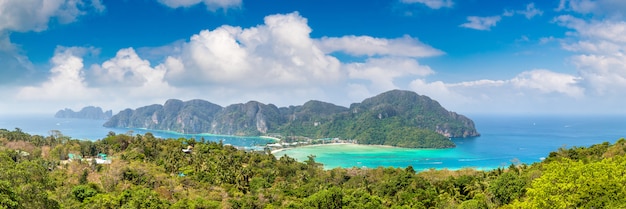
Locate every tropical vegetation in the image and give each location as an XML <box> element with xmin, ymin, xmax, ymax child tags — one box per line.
<box><xmin>0</xmin><ymin>127</ymin><xmax>624</xmax><ymax>208</ymax></box>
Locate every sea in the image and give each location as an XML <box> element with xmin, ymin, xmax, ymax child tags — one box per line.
<box><xmin>1</xmin><ymin>114</ymin><xmax>625</xmax><ymax>171</ymax></box>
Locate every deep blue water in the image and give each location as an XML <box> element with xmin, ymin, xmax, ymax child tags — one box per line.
<box><xmin>1</xmin><ymin>114</ymin><xmax>625</xmax><ymax>170</ymax></box>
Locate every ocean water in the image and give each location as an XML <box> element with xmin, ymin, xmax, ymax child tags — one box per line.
<box><xmin>0</xmin><ymin>115</ymin><xmax>273</xmax><ymax>148</ymax></box>
<box><xmin>1</xmin><ymin>114</ymin><xmax>625</xmax><ymax>171</ymax></box>
<box><xmin>275</xmin><ymin>115</ymin><xmax>626</xmax><ymax>170</ymax></box>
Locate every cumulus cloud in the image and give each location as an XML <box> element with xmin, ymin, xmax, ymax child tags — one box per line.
<box><xmin>16</xmin><ymin>47</ymin><xmax>94</xmax><ymax>101</ymax></box>
<box><xmin>12</xmin><ymin>46</ymin><xmax>183</xmax><ymax>114</ymax></box>
<box><xmin>91</xmin><ymin>48</ymin><xmax>166</xmax><ymax>87</ymax></box>
<box><xmin>163</xmin><ymin>12</ymin><xmax>342</xmax><ymax>87</ymax></box>
<box><xmin>346</xmin><ymin>57</ymin><xmax>433</xmax><ymax>92</ymax></box>
<box><xmin>400</xmin><ymin>0</ymin><xmax>454</xmax><ymax>9</ymax></box>
<box><xmin>316</xmin><ymin>35</ymin><xmax>444</xmax><ymax>58</ymax></box>
<box><xmin>573</xmin><ymin>54</ymin><xmax>626</xmax><ymax>94</ymax></box>
<box><xmin>554</xmin><ymin>15</ymin><xmax>626</xmax><ymax>95</ymax></box>
<box><xmin>460</xmin><ymin>16</ymin><xmax>502</xmax><ymax>31</ymax></box>
<box><xmin>0</xmin><ymin>0</ymin><xmax>104</xmax><ymax>86</ymax></box>
<box><xmin>157</xmin><ymin>0</ymin><xmax>241</xmax><ymax>11</ymax></box>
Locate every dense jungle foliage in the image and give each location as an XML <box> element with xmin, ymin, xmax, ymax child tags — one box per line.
<box><xmin>0</xmin><ymin>128</ymin><xmax>624</xmax><ymax>208</ymax></box>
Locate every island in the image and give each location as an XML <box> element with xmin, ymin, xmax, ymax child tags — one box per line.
<box><xmin>55</xmin><ymin>106</ymin><xmax>113</xmax><ymax>120</ymax></box>
<box><xmin>104</xmin><ymin>90</ymin><xmax>479</xmax><ymax>148</ymax></box>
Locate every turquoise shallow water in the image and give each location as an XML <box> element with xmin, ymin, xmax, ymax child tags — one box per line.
<box><xmin>1</xmin><ymin>114</ymin><xmax>625</xmax><ymax>171</ymax></box>
<box><xmin>275</xmin><ymin>115</ymin><xmax>626</xmax><ymax>170</ymax></box>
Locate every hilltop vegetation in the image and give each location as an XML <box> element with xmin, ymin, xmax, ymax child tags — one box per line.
<box><xmin>104</xmin><ymin>90</ymin><xmax>478</xmax><ymax>148</ymax></box>
<box><xmin>0</xmin><ymin>128</ymin><xmax>625</xmax><ymax>208</ymax></box>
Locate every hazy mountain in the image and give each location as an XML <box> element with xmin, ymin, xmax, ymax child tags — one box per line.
<box><xmin>55</xmin><ymin>106</ymin><xmax>112</xmax><ymax>120</ymax></box>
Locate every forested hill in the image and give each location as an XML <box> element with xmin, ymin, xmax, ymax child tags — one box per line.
<box><xmin>1</xmin><ymin>128</ymin><xmax>625</xmax><ymax>208</ymax></box>
<box><xmin>55</xmin><ymin>106</ymin><xmax>113</xmax><ymax>120</ymax></box>
<box><xmin>104</xmin><ymin>90</ymin><xmax>479</xmax><ymax>148</ymax></box>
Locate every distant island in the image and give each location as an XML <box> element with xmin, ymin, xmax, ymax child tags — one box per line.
<box><xmin>55</xmin><ymin>106</ymin><xmax>113</xmax><ymax>120</ymax></box>
<box><xmin>104</xmin><ymin>90</ymin><xmax>479</xmax><ymax>148</ymax></box>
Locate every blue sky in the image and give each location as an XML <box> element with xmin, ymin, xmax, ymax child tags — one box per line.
<box><xmin>1</xmin><ymin>0</ymin><xmax>626</xmax><ymax>115</ymax></box>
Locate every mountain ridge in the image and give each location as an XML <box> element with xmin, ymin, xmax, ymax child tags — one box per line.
<box><xmin>104</xmin><ymin>90</ymin><xmax>479</xmax><ymax>148</ymax></box>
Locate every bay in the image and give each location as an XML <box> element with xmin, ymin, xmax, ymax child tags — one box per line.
<box><xmin>275</xmin><ymin>115</ymin><xmax>626</xmax><ymax>170</ymax></box>
<box><xmin>1</xmin><ymin>114</ymin><xmax>625</xmax><ymax>171</ymax></box>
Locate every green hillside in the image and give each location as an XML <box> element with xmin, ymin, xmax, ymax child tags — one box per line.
<box><xmin>1</xmin><ymin>128</ymin><xmax>624</xmax><ymax>208</ymax></box>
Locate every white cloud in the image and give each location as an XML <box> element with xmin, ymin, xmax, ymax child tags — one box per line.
<box><xmin>16</xmin><ymin>47</ymin><xmax>93</xmax><ymax>101</ymax></box>
<box><xmin>346</xmin><ymin>57</ymin><xmax>433</xmax><ymax>92</ymax></box>
<box><xmin>316</xmin><ymin>35</ymin><xmax>444</xmax><ymax>58</ymax></box>
<box><xmin>517</xmin><ymin>3</ymin><xmax>543</xmax><ymax>19</ymax></box>
<box><xmin>409</xmin><ymin>70</ymin><xmax>585</xmax><ymax>114</ymax></box>
<box><xmin>0</xmin><ymin>0</ymin><xmax>104</xmax><ymax>32</ymax></box>
<box><xmin>163</xmin><ymin>12</ymin><xmax>342</xmax><ymax>87</ymax></box>
<box><xmin>0</xmin><ymin>0</ymin><xmax>104</xmax><ymax>86</ymax></box>
<box><xmin>510</xmin><ymin>70</ymin><xmax>584</xmax><ymax>98</ymax></box>
<box><xmin>463</xmin><ymin>3</ymin><xmax>543</xmax><ymax>32</ymax></box>
<box><xmin>556</xmin><ymin>0</ymin><xmax>626</xmax><ymax>16</ymax></box>
<box><xmin>554</xmin><ymin>15</ymin><xmax>626</xmax><ymax>95</ymax></box>
<box><xmin>157</xmin><ymin>0</ymin><xmax>241</xmax><ymax>11</ymax></box>
<box><xmin>12</xmin><ymin>46</ymin><xmax>183</xmax><ymax>114</ymax></box>
<box><xmin>400</xmin><ymin>0</ymin><xmax>454</xmax><ymax>9</ymax></box>
<box><xmin>4</xmin><ymin>12</ymin><xmax>451</xmax><ymax>114</ymax></box>
<box><xmin>444</xmin><ymin>70</ymin><xmax>583</xmax><ymax>98</ymax></box>
<box><xmin>573</xmin><ymin>54</ymin><xmax>626</xmax><ymax>94</ymax></box>
<box><xmin>556</xmin><ymin>15</ymin><xmax>626</xmax><ymax>44</ymax></box>
<box><xmin>90</xmin><ymin>48</ymin><xmax>171</xmax><ymax>90</ymax></box>
<box><xmin>460</xmin><ymin>16</ymin><xmax>502</xmax><ymax>31</ymax></box>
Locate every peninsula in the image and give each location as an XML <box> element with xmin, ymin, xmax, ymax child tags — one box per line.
<box><xmin>104</xmin><ymin>90</ymin><xmax>479</xmax><ymax>148</ymax></box>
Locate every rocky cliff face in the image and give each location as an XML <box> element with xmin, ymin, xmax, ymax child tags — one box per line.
<box><xmin>104</xmin><ymin>90</ymin><xmax>479</xmax><ymax>139</ymax></box>
<box><xmin>55</xmin><ymin>106</ymin><xmax>112</xmax><ymax>120</ymax></box>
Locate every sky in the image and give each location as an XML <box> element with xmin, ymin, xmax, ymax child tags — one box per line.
<box><xmin>1</xmin><ymin>0</ymin><xmax>626</xmax><ymax>116</ymax></box>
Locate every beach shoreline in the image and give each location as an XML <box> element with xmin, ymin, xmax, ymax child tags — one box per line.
<box><xmin>259</xmin><ymin>135</ymin><xmax>282</xmax><ymax>142</ymax></box>
<box><xmin>271</xmin><ymin>142</ymin><xmax>384</xmax><ymax>154</ymax></box>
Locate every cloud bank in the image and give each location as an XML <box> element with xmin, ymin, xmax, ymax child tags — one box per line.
<box><xmin>8</xmin><ymin>12</ymin><xmax>442</xmax><ymax>114</ymax></box>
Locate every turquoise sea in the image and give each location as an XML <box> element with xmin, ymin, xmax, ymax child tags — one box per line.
<box><xmin>276</xmin><ymin>115</ymin><xmax>626</xmax><ymax>170</ymax></box>
<box><xmin>1</xmin><ymin>114</ymin><xmax>625</xmax><ymax>171</ymax></box>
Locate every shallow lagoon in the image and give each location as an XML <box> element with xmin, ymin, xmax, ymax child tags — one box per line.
<box><xmin>275</xmin><ymin>115</ymin><xmax>626</xmax><ymax>170</ymax></box>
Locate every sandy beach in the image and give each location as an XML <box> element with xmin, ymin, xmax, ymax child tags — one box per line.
<box><xmin>259</xmin><ymin>136</ymin><xmax>281</xmax><ymax>142</ymax></box>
